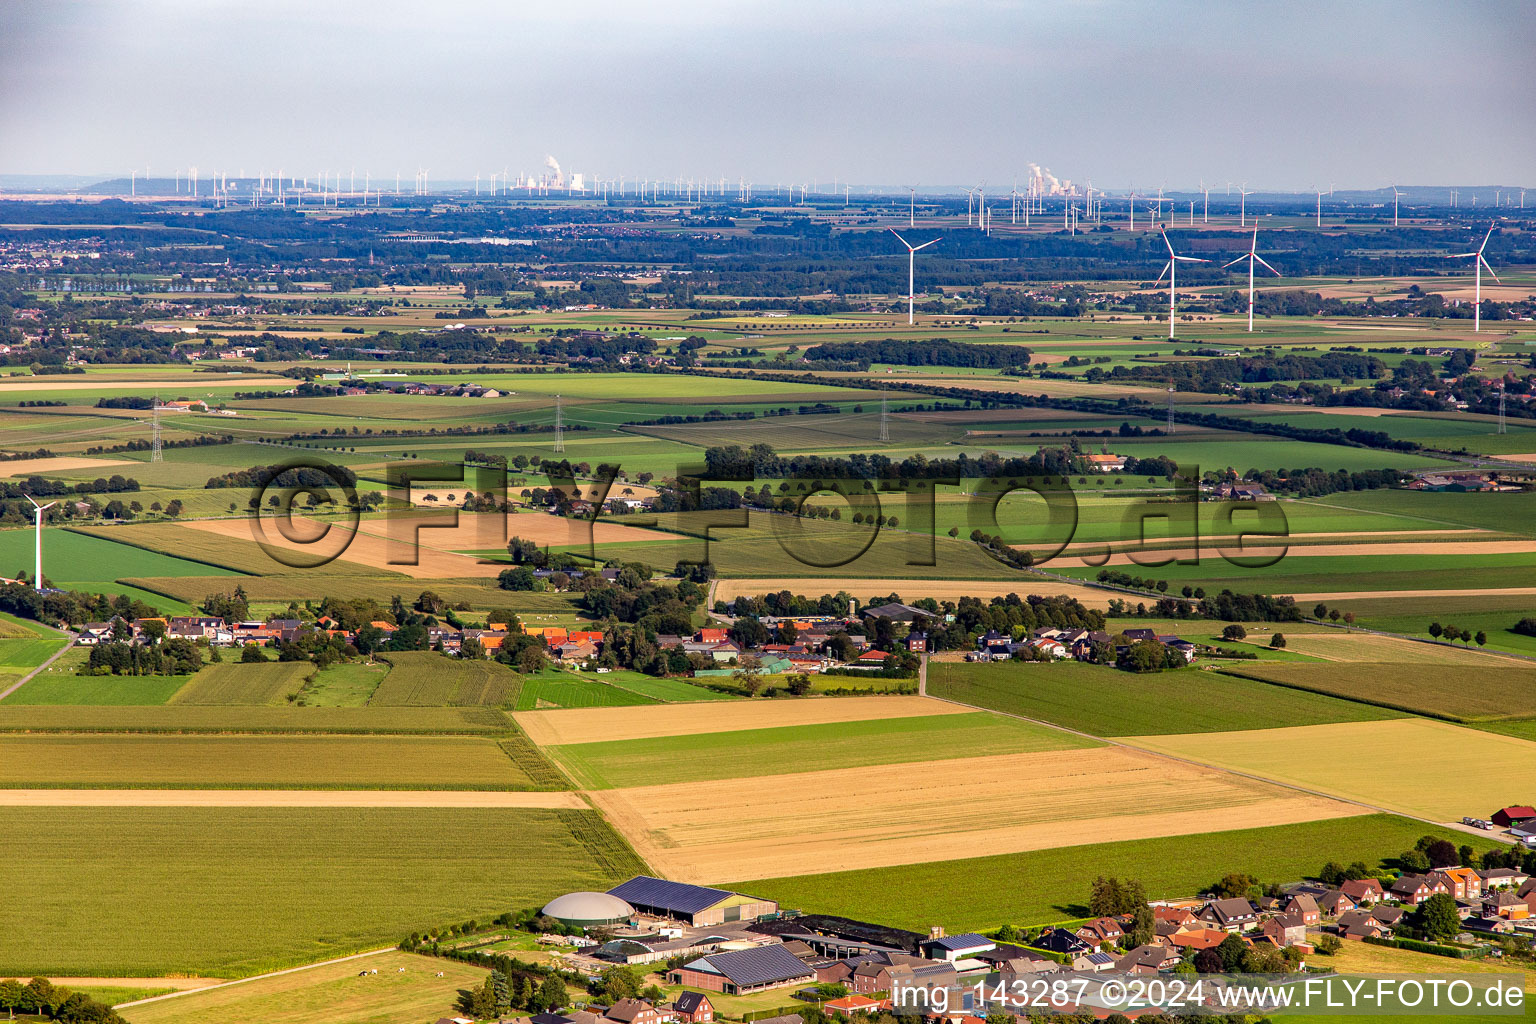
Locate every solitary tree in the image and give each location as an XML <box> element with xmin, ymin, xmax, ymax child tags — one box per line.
<box><xmin>1415</xmin><ymin>893</ymin><xmax>1461</xmax><ymax>944</ymax></box>
<box><xmin>1269</xmin><ymin>633</ymin><xmax>1287</xmax><ymax>649</ymax></box>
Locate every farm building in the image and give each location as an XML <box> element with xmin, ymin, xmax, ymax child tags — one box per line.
<box><xmin>541</xmin><ymin>891</ymin><xmax>635</xmax><ymax>928</ymax></box>
<box><xmin>607</xmin><ymin>876</ymin><xmax>778</xmax><ymax>927</ymax></box>
<box><xmin>1492</xmin><ymin>806</ymin><xmax>1536</xmax><ymax>827</ymax></box>
<box><xmin>667</xmin><ymin>944</ymin><xmax>816</xmax><ymax>995</ymax></box>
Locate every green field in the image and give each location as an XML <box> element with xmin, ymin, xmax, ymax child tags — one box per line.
<box><xmin>296</xmin><ymin>660</ymin><xmax>390</xmax><ymax>705</ymax></box>
<box><xmin>585</xmin><ymin>670</ymin><xmax>742</xmax><ymax>702</ymax></box>
<box><xmin>0</xmin><ymin>733</ymin><xmax>550</xmax><ymax>789</ymax></box>
<box><xmin>927</xmin><ymin>660</ymin><xmax>1408</xmax><ymax>735</ymax></box>
<box><xmin>1055</xmin><ymin>550</ymin><xmax>1536</xmax><ymax>594</ymax></box>
<box><xmin>0</xmin><ymin>527</ymin><xmax>244</xmax><ymax>592</ymax></box>
<box><xmin>169</xmin><ymin>662</ymin><xmax>315</xmax><ymax>705</ymax></box>
<box><xmin>1220</xmin><ymin>661</ymin><xmax>1536</xmax><ymax>722</ymax></box>
<box><xmin>0</xmin><ymin>613</ymin><xmax>69</xmax><ymax>692</ymax></box>
<box><xmin>730</xmin><ymin>814</ymin><xmax>1497</xmax><ymax>932</ymax></box>
<box><xmin>513</xmin><ymin>672</ymin><xmax>662</xmax><ymax>710</ymax></box>
<box><xmin>0</xmin><ymin>806</ymin><xmax>644</xmax><ymax>976</ymax></box>
<box><xmin>547</xmin><ymin>710</ymin><xmax>1097</xmax><ymax>789</ymax></box>
<box><xmin>0</xmin><ymin>704</ymin><xmax>512</xmax><ymax>734</ymax></box>
<box><xmin>369</xmin><ymin>651</ymin><xmax>521</xmax><ymax>706</ymax></box>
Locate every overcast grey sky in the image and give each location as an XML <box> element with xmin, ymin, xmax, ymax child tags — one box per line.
<box><xmin>1</xmin><ymin>0</ymin><xmax>1531</xmax><ymax>189</ymax></box>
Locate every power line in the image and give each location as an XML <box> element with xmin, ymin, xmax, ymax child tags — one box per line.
<box><xmin>878</xmin><ymin>391</ymin><xmax>890</xmax><ymax>443</ymax></box>
<box><xmin>553</xmin><ymin>394</ymin><xmax>565</xmax><ymax>453</ymax></box>
<box><xmin>151</xmin><ymin>395</ymin><xmax>163</xmax><ymax>462</ymax></box>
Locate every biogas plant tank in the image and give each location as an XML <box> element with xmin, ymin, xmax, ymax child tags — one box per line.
<box><xmin>541</xmin><ymin>891</ymin><xmax>635</xmax><ymax>928</ymax></box>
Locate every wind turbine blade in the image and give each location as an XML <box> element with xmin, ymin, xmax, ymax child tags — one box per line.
<box><xmin>1174</xmin><ymin>256</ymin><xmax>1207</xmax><ymax>263</ymax></box>
<box><xmin>1220</xmin><ymin>256</ymin><xmax>1247</xmax><ymax>269</ymax></box>
<box><xmin>1153</xmin><ymin>261</ymin><xmax>1171</xmax><ymax>287</ymax></box>
<box><xmin>887</xmin><ymin>228</ymin><xmax>912</xmax><ymax>250</ymax></box>
<box><xmin>1446</xmin><ymin>253</ymin><xmax>1479</xmax><ymax>259</ymax></box>
<box><xmin>24</xmin><ymin>494</ymin><xmax>40</xmax><ymax>509</ymax></box>
<box><xmin>1160</xmin><ymin>229</ymin><xmax>1174</xmax><ymax>257</ymax></box>
<box><xmin>1479</xmin><ymin>226</ymin><xmax>1494</xmax><ymax>253</ymax></box>
<box><xmin>40</xmin><ymin>501</ymin><xmax>57</xmax><ymax>511</ymax></box>
<box><xmin>1253</xmin><ymin>255</ymin><xmax>1282</xmax><ymax>276</ymax></box>
<box><xmin>912</xmin><ymin>238</ymin><xmax>941</xmax><ymax>251</ymax></box>
<box><xmin>1481</xmin><ymin>255</ymin><xmax>1501</xmax><ymax>282</ymax></box>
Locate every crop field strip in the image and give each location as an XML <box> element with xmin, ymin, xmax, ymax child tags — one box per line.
<box><xmin>927</xmin><ymin>660</ymin><xmax>1408</xmax><ymax>736</ymax></box>
<box><xmin>0</xmin><ymin>805</ymin><xmax>644</xmax><ymax>978</ymax></box>
<box><xmin>0</xmin><ymin>732</ymin><xmax>562</xmax><ymax>790</ymax></box>
<box><xmin>1128</xmin><ymin>718</ymin><xmax>1536</xmax><ymax>823</ymax></box>
<box><xmin>547</xmin><ymin>710</ymin><xmax>1096</xmax><ymax>789</ymax></box>
<box><xmin>728</xmin><ymin>813</ymin><xmax>1499</xmax><ymax>933</ymax></box>
<box><xmin>168</xmin><ymin>662</ymin><xmax>316</xmax><ymax>705</ymax></box>
<box><xmin>368</xmin><ymin>651</ymin><xmax>522</xmax><ymax>706</ymax></box>
<box><xmin>1217</xmin><ymin>660</ymin><xmax>1536</xmax><ymax>721</ymax></box>
<box><xmin>586</xmin><ymin>745</ymin><xmax>1365</xmax><ymax>884</ymax></box>
<box><xmin>0</xmin><ymin>703</ymin><xmax>514</xmax><ymax>734</ymax></box>
<box><xmin>514</xmin><ymin>693</ymin><xmax>970</xmax><ymax>745</ymax></box>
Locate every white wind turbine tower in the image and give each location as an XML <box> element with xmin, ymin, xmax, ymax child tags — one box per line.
<box><xmin>888</xmin><ymin>228</ymin><xmax>941</xmax><ymax>326</ymax></box>
<box><xmin>1153</xmin><ymin>228</ymin><xmax>1208</xmax><ymax>340</ymax></box>
<box><xmin>24</xmin><ymin>495</ymin><xmax>57</xmax><ymax>592</ymax></box>
<box><xmin>1446</xmin><ymin>226</ymin><xmax>1500</xmax><ymax>332</ymax></box>
<box><xmin>1222</xmin><ymin>227</ymin><xmax>1281</xmax><ymax>332</ymax></box>
<box><xmin>1237</xmin><ymin>185</ymin><xmax>1254</xmax><ymax>228</ymax></box>
<box><xmin>1391</xmin><ymin>186</ymin><xmax>1404</xmax><ymax>227</ymax></box>
<box><xmin>903</xmin><ymin>185</ymin><xmax>917</xmax><ymax>227</ymax></box>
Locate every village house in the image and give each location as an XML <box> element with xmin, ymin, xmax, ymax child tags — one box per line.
<box><xmin>669</xmin><ymin>993</ymin><xmax>713</xmax><ymax>1024</ymax></box>
<box><xmin>1198</xmin><ymin>898</ymin><xmax>1258</xmax><ymax>932</ymax></box>
<box><xmin>1339</xmin><ymin>879</ymin><xmax>1385</xmax><ymax>904</ymax></box>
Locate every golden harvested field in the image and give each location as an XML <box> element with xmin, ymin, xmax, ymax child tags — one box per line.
<box><xmin>0</xmin><ymin>789</ymin><xmax>589</xmax><ymax>808</ymax></box>
<box><xmin>180</xmin><ymin>518</ymin><xmax>499</xmax><ymax>579</ymax></box>
<box><xmin>1287</xmin><ymin>587</ymin><xmax>1536</xmax><ymax>601</ymax></box>
<box><xmin>515</xmin><ymin>695</ymin><xmax>970</xmax><ymax>746</ymax></box>
<box><xmin>711</xmin><ymin>577</ymin><xmax>1115</xmax><ymax>608</ymax></box>
<box><xmin>348</xmin><ymin>509</ymin><xmax>680</xmax><ymax>551</ymax></box>
<box><xmin>1325</xmin><ymin>938</ymin><xmax>1536</xmax><ymax>992</ymax></box>
<box><xmin>1127</xmin><ymin>718</ymin><xmax>1536</xmax><ymax>822</ymax></box>
<box><xmin>119</xmin><ymin>949</ymin><xmax>486</xmax><ymax>1024</ymax></box>
<box><xmin>587</xmin><ymin>747</ymin><xmax>1365</xmax><ymax>883</ymax></box>
<box><xmin>1256</xmin><ymin>632</ymin><xmax>1524</xmax><ymax>665</ymax></box>
<box><xmin>0</xmin><ymin>456</ymin><xmax>134</xmax><ymax>476</ymax></box>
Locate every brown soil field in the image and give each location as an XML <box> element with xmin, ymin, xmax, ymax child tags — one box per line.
<box><xmin>1491</xmin><ymin>453</ymin><xmax>1536</xmax><ymax>462</ymax></box>
<box><xmin>349</xmin><ymin>509</ymin><xmax>679</xmax><ymax>551</ymax></box>
<box><xmin>1129</xmin><ymin>719</ymin><xmax>1536</xmax><ymax>822</ymax></box>
<box><xmin>0</xmin><ymin>789</ymin><xmax>589</xmax><ymax>808</ymax></box>
<box><xmin>711</xmin><ymin>576</ymin><xmax>1116</xmax><ymax>608</ymax></box>
<box><xmin>588</xmin><ymin>748</ymin><xmax>1363</xmax><ymax>883</ymax></box>
<box><xmin>515</xmin><ymin>695</ymin><xmax>970</xmax><ymax>746</ymax></box>
<box><xmin>0</xmin><ymin>456</ymin><xmax>134</xmax><ymax>476</ymax></box>
<box><xmin>180</xmin><ymin>518</ymin><xmax>498</xmax><ymax>578</ymax></box>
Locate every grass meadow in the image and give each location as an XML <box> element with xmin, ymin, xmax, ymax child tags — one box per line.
<box><xmin>928</xmin><ymin>660</ymin><xmax>1407</xmax><ymax>735</ymax></box>
<box><xmin>547</xmin><ymin>711</ymin><xmax>1096</xmax><ymax>789</ymax></box>
<box><xmin>514</xmin><ymin>672</ymin><xmax>663</xmax><ymax>710</ymax></box>
<box><xmin>0</xmin><ymin>703</ymin><xmax>513</xmax><ymax>734</ymax></box>
<box><xmin>0</xmin><ymin>806</ymin><xmax>644</xmax><ymax>977</ymax></box>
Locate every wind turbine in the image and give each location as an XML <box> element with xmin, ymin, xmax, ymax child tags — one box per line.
<box><xmin>1446</xmin><ymin>226</ymin><xmax>1500</xmax><ymax>332</ymax></box>
<box><xmin>1221</xmin><ymin>227</ymin><xmax>1281</xmax><ymax>332</ymax></box>
<box><xmin>24</xmin><ymin>495</ymin><xmax>56</xmax><ymax>592</ymax></box>
<box><xmin>888</xmin><ymin>228</ymin><xmax>941</xmax><ymax>326</ymax></box>
<box><xmin>1153</xmin><ymin>228</ymin><xmax>1207</xmax><ymax>340</ymax></box>
<box><xmin>1391</xmin><ymin>185</ymin><xmax>1404</xmax><ymax>227</ymax></box>
<box><xmin>1237</xmin><ymin>185</ymin><xmax>1255</xmax><ymax>228</ymax></box>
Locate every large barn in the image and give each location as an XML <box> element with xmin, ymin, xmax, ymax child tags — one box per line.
<box><xmin>607</xmin><ymin>876</ymin><xmax>778</xmax><ymax>927</ymax></box>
